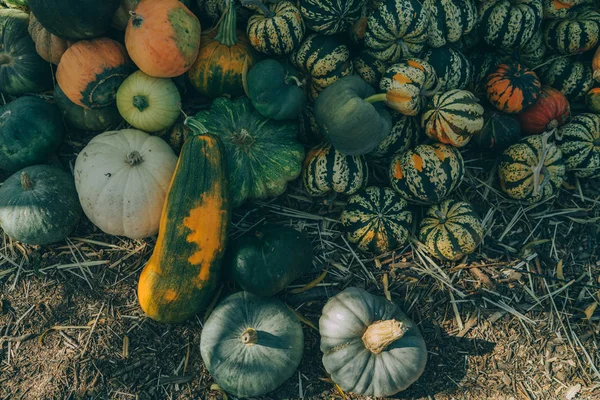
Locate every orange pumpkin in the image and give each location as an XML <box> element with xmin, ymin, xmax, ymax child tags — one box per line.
<box><xmin>593</xmin><ymin>45</ymin><xmax>600</xmax><ymax>82</ymax></box>
<box><xmin>187</xmin><ymin>0</ymin><xmax>258</xmax><ymax>98</ymax></box>
<box><xmin>518</xmin><ymin>87</ymin><xmax>570</xmax><ymax>135</ymax></box>
<box><xmin>486</xmin><ymin>63</ymin><xmax>541</xmax><ymax>114</ymax></box>
<box><xmin>56</xmin><ymin>38</ymin><xmax>133</xmax><ymax>109</ymax></box>
<box><xmin>125</xmin><ymin>0</ymin><xmax>201</xmax><ymax>78</ymax></box>
<box><xmin>28</xmin><ymin>13</ymin><xmax>75</xmax><ymax>65</ymax></box>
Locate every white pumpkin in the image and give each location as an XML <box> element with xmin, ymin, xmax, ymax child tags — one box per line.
<box><xmin>74</xmin><ymin>129</ymin><xmax>177</xmax><ymax>239</ymax></box>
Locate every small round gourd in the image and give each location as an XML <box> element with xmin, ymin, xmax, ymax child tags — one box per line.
<box><xmin>425</xmin><ymin>0</ymin><xmax>478</xmax><ymax>48</ymax></box>
<box><xmin>486</xmin><ymin>63</ymin><xmax>542</xmax><ymax>114</ymax></box>
<box><xmin>419</xmin><ymin>199</ymin><xmax>484</xmax><ymax>261</ymax></box>
<box><xmin>544</xmin><ymin>6</ymin><xmax>600</xmax><ymax>55</ymax></box>
<box><xmin>0</xmin><ymin>165</ymin><xmax>82</xmax><ymax>245</ymax></box>
<box><xmin>154</xmin><ymin>119</ymin><xmax>192</xmax><ymax>155</ymax></box>
<box><xmin>478</xmin><ymin>0</ymin><xmax>543</xmax><ymax>50</ymax></box>
<box><xmin>246</xmin><ymin>0</ymin><xmax>305</xmax><ymax>55</ymax></box>
<box><xmin>557</xmin><ymin>113</ymin><xmax>600</xmax><ymax>178</ymax></box>
<box><xmin>369</xmin><ymin>113</ymin><xmax>422</xmax><ymax>158</ymax></box>
<box><xmin>299</xmin><ymin>0</ymin><xmax>364</xmax><ymax>35</ymax></box>
<box><xmin>201</xmin><ymin>291</ymin><xmax>304</xmax><ymax>398</ymax></box>
<box><xmin>423</xmin><ymin>45</ymin><xmax>471</xmax><ymax>92</ymax></box>
<box><xmin>320</xmin><ymin>287</ymin><xmax>427</xmax><ymax>397</ymax></box>
<box><xmin>353</xmin><ymin>50</ymin><xmax>388</xmax><ymax>88</ymax></box>
<box><xmin>541</xmin><ymin>57</ymin><xmax>593</xmax><ymax>102</ymax></box>
<box><xmin>518</xmin><ymin>86</ymin><xmax>570</xmax><ymax>135</ymax></box>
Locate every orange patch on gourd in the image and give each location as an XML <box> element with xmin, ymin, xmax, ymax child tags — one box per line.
<box><xmin>505</xmin><ymin>88</ymin><xmax>524</xmax><ymax>112</ymax></box>
<box><xmin>434</xmin><ymin>148</ymin><xmax>446</xmax><ymax>161</ymax></box>
<box><xmin>412</xmin><ymin>154</ymin><xmax>423</xmax><ymax>172</ymax></box>
<box><xmin>163</xmin><ymin>289</ymin><xmax>179</xmax><ymax>302</ymax></box>
<box><xmin>393</xmin><ymin>161</ymin><xmax>404</xmax><ymax>179</ymax></box>
<box><xmin>386</xmin><ymin>91</ymin><xmax>412</xmax><ymax>104</ymax></box>
<box><xmin>553</xmin><ymin>0</ymin><xmax>573</xmax><ymax>10</ymax></box>
<box><xmin>393</xmin><ymin>73</ymin><xmax>412</xmax><ymax>84</ymax></box>
<box><xmin>407</xmin><ymin>60</ymin><xmax>425</xmax><ymax>72</ymax></box>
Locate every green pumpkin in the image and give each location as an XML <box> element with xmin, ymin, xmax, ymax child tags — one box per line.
<box><xmin>54</xmin><ymin>84</ymin><xmax>122</xmax><ymax>132</ymax></box>
<box><xmin>369</xmin><ymin>113</ymin><xmax>422</xmax><ymax>158</ymax></box>
<box><xmin>225</xmin><ymin>224</ymin><xmax>313</xmax><ymax>296</ymax></box>
<box><xmin>478</xmin><ymin>0</ymin><xmax>543</xmax><ymax>50</ymax></box>
<box><xmin>353</xmin><ymin>49</ymin><xmax>388</xmax><ymax>88</ymax></box>
<box><xmin>425</xmin><ymin>0</ymin><xmax>478</xmax><ymax>48</ymax></box>
<box><xmin>298</xmin><ymin>103</ymin><xmax>323</xmax><ymax>145</ymax></box>
<box><xmin>189</xmin><ymin>97</ymin><xmax>304</xmax><ymax>207</ymax></box>
<box><xmin>499</xmin><ymin>28</ymin><xmax>546</xmax><ymax>68</ymax></box>
<box><xmin>314</xmin><ymin>75</ymin><xmax>392</xmax><ymax>156</ymax></box>
<box><xmin>341</xmin><ymin>186</ymin><xmax>412</xmax><ymax>254</ymax></box>
<box><xmin>200</xmin><ymin>291</ymin><xmax>304</xmax><ymax>398</ymax></box>
<box><xmin>246</xmin><ymin>59</ymin><xmax>307</xmax><ymax>120</ymax></box>
<box><xmin>246</xmin><ymin>1</ymin><xmax>305</xmax><ymax>56</ymax></box>
<box><xmin>0</xmin><ymin>96</ymin><xmax>65</xmax><ymax>172</ymax></box>
<box><xmin>557</xmin><ymin>113</ymin><xmax>600</xmax><ymax>178</ymax></box>
<box><xmin>0</xmin><ymin>9</ymin><xmax>51</xmax><ymax>96</ymax></box>
<box><xmin>320</xmin><ymin>287</ymin><xmax>427</xmax><ymax>397</ymax></box>
<box><xmin>469</xmin><ymin>52</ymin><xmax>502</xmax><ymax>96</ymax></box>
<box><xmin>472</xmin><ymin>108</ymin><xmax>522</xmax><ymax>151</ymax></box>
<box><xmin>540</xmin><ymin>56</ymin><xmax>593</xmax><ymax>101</ymax></box>
<box><xmin>299</xmin><ymin>0</ymin><xmax>365</xmax><ymax>35</ymax></box>
<box><xmin>419</xmin><ymin>199</ymin><xmax>484</xmax><ymax>261</ymax></box>
<box><xmin>544</xmin><ymin>5</ymin><xmax>600</xmax><ymax>55</ymax></box>
<box><xmin>423</xmin><ymin>46</ymin><xmax>471</xmax><ymax>92</ymax></box>
<box><xmin>0</xmin><ymin>165</ymin><xmax>82</xmax><ymax>245</ymax></box>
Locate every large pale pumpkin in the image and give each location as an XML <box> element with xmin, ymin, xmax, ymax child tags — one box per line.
<box><xmin>74</xmin><ymin>129</ymin><xmax>178</xmax><ymax>239</ymax></box>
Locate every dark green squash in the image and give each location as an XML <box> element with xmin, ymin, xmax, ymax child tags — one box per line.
<box><xmin>54</xmin><ymin>84</ymin><xmax>122</xmax><ymax>132</ymax></box>
<box><xmin>544</xmin><ymin>5</ymin><xmax>600</xmax><ymax>55</ymax></box>
<box><xmin>541</xmin><ymin>56</ymin><xmax>594</xmax><ymax>101</ymax></box>
<box><xmin>299</xmin><ymin>0</ymin><xmax>365</xmax><ymax>35</ymax></box>
<box><xmin>478</xmin><ymin>0</ymin><xmax>543</xmax><ymax>50</ymax></box>
<box><xmin>472</xmin><ymin>108</ymin><xmax>522</xmax><ymax>151</ymax></box>
<box><xmin>557</xmin><ymin>113</ymin><xmax>600</xmax><ymax>178</ymax></box>
<box><xmin>425</xmin><ymin>0</ymin><xmax>478</xmax><ymax>48</ymax></box>
<box><xmin>499</xmin><ymin>28</ymin><xmax>546</xmax><ymax>68</ymax></box>
<box><xmin>423</xmin><ymin>45</ymin><xmax>471</xmax><ymax>92</ymax></box>
<box><xmin>369</xmin><ymin>113</ymin><xmax>422</xmax><ymax>158</ymax></box>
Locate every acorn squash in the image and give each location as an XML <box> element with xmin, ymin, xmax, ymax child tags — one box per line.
<box><xmin>544</xmin><ymin>5</ymin><xmax>600</xmax><ymax>55</ymax></box>
<box><xmin>541</xmin><ymin>57</ymin><xmax>593</xmax><ymax>101</ymax></box>
<box><xmin>246</xmin><ymin>0</ymin><xmax>305</xmax><ymax>55</ymax></box>
<box><xmin>557</xmin><ymin>113</ymin><xmax>600</xmax><ymax>178</ymax></box>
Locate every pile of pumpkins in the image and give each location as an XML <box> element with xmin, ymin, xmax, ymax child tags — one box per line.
<box><xmin>2</xmin><ymin>0</ymin><xmax>600</xmax><ymax>397</ymax></box>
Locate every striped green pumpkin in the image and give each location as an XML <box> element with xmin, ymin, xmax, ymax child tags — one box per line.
<box><xmin>299</xmin><ymin>0</ymin><xmax>365</xmax><ymax>35</ymax></box>
<box><xmin>423</xmin><ymin>46</ymin><xmax>471</xmax><ymax>92</ymax></box>
<box><xmin>364</xmin><ymin>0</ymin><xmax>430</xmax><ymax>63</ymax></box>
<box><xmin>298</xmin><ymin>103</ymin><xmax>323</xmax><ymax>145</ymax></box>
<box><xmin>472</xmin><ymin>108</ymin><xmax>522</xmax><ymax>151</ymax></box>
<box><xmin>499</xmin><ymin>135</ymin><xmax>566</xmax><ymax>203</ymax></box>
<box><xmin>421</xmin><ymin>89</ymin><xmax>484</xmax><ymax>148</ymax></box>
<box><xmin>246</xmin><ymin>1</ymin><xmax>305</xmax><ymax>55</ymax></box>
<box><xmin>389</xmin><ymin>143</ymin><xmax>464</xmax><ymax>204</ymax></box>
<box><xmin>303</xmin><ymin>142</ymin><xmax>368</xmax><ymax>197</ymax></box>
<box><xmin>544</xmin><ymin>6</ymin><xmax>600</xmax><ymax>55</ymax></box>
<box><xmin>557</xmin><ymin>114</ymin><xmax>600</xmax><ymax>178</ymax></box>
<box><xmin>424</xmin><ymin>0</ymin><xmax>478</xmax><ymax>48</ymax></box>
<box><xmin>291</xmin><ymin>34</ymin><xmax>354</xmax><ymax>100</ymax></box>
<box><xmin>341</xmin><ymin>186</ymin><xmax>412</xmax><ymax>254</ymax></box>
<box><xmin>419</xmin><ymin>199</ymin><xmax>484</xmax><ymax>261</ymax></box>
<box><xmin>369</xmin><ymin>113</ymin><xmax>422</xmax><ymax>158</ymax></box>
<box><xmin>478</xmin><ymin>0</ymin><xmax>543</xmax><ymax>50</ymax></box>
<box><xmin>353</xmin><ymin>50</ymin><xmax>388</xmax><ymax>87</ymax></box>
<box><xmin>541</xmin><ymin>57</ymin><xmax>593</xmax><ymax>101</ymax></box>
<box><xmin>543</xmin><ymin>0</ymin><xmax>593</xmax><ymax>18</ymax></box>
<box><xmin>499</xmin><ymin>28</ymin><xmax>546</xmax><ymax>68</ymax></box>
<box><xmin>585</xmin><ymin>88</ymin><xmax>600</xmax><ymax>113</ymax></box>
<box><xmin>469</xmin><ymin>52</ymin><xmax>503</xmax><ymax>95</ymax></box>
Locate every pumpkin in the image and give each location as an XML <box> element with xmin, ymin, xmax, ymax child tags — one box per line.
<box><xmin>188</xmin><ymin>1</ymin><xmax>258</xmax><ymax>98</ymax></box>
<box><xmin>314</xmin><ymin>75</ymin><xmax>392</xmax><ymax>155</ymax></box>
<box><xmin>27</xmin><ymin>0</ymin><xmax>120</xmax><ymax>40</ymax></box>
<box><xmin>592</xmin><ymin>45</ymin><xmax>600</xmax><ymax>82</ymax></box>
<box><xmin>320</xmin><ymin>287</ymin><xmax>427</xmax><ymax>397</ymax></box>
<box><xmin>419</xmin><ymin>199</ymin><xmax>484</xmax><ymax>261</ymax></box>
<box><xmin>189</xmin><ymin>97</ymin><xmax>304</xmax><ymax>207</ymax></box>
<box><xmin>299</xmin><ymin>0</ymin><xmax>364</xmax><ymax>35</ymax></box>
<box><xmin>0</xmin><ymin>10</ymin><xmax>51</xmax><ymax>96</ymax></box>
<box><xmin>349</xmin><ymin>13</ymin><xmax>368</xmax><ymax>46</ymax></box>
<box><xmin>423</xmin><ymin>46</ymin><xmax>471</xmax><ymax>92</ymax></box>
<box><xmin>303</xmin><ymin>142</ymin><xmax>368</xmax><ymax>197</ymax></box>
<box><xmin>544</xmin><ymin>6</ymin><xmax>600</xmax><ymax>55</ymax></box>
<box><xmin>389</xmin><ymin>143</ymin><xmax>464</xmax><ymax>204</ymax></box>
<box><xmin>424</xmin><ymin>0</ymin><xmax>478</xmax><ymax>48</ymax></box>
<box><xmin>113</xmin><ymin>0</ymin><xmax>193</xmax><ymax>30</ymax></box>
<box><xmin>246</xmin><ymin>1</ymin><xmax>305</xmax><ymax>55</ymax></box>
<box><xmin>56</xmin><ymin>38</ymin><xmax>133</xmax><ymax>109</ymax></box>
<box><xmin>499</xmin><ymin>28</ymin><xmax>546</xmax><ymax>68</ymax></box>
<box><xmin>125</xmin><ymin>0</ymin><xmax>201</xmax><ymax>78</ymax></box>
<box><xmin>353</xmin><ymin>50</ymin><xmax>388</xmax><ymax>88</ymax></box>
<box><xmin>116</xmin><ymin>70</ymin><xmax>181</xmax><ymax>132</ymax></box>
<box><xmin>486</xmin><ymin>63</ymin><xmax>541</xmax><ymax>114</ymax></box>
<box><xmin>0</xmin><ymin>96</ymin><xmax>64</xmax><ymax>172</ymax></box>
<box><xmin>364</xmin><ymin>0</ymin><xmax>430</xmax><ymax>63</ymax></box>
<box><xmin>298</xmin><ymin>103</ymin><xmax>324</xmax><ymax>145</ymax></box>
<box><xmin>421</xmin><ymin>89</ymin><xmax>485</xmax><ymax>148</ymax></box>
<box><xmin>54</xmin><ymin>84</ymin><xmax>123</xmax><ymax>132</ymax></box>
<box><xmin>540</xmin><ymin>57</ymin><xmax>593</xmax><ymax>102</ymax></box>
<box><xmin>517</xmin><ymin>87</ymin><xmax>570</xmax><ymax>135</ymax></box>
<box><xmin>370</xmin><ymin>113</ymin><xmax>422</xmax><ymax>158</ymax></box>
<box><xmin>499</xmin><ymin>134</ymin><xmax>566</xmax><ymax>203</ymax></box>
<box><xmin>469</xmin><ymin>52</ymin><xmax>502</xmax><ymax>96</ymax></box>
<box><xmin>197</xmin><ymin>0</ymin><xmax>253</xmax><ymax>26</ymax></box>
<box><xmin>28</xmin><ymin>13</ymin><xmax>75</xmax><ymax>65</ymax></box>
<box><xmin>0</xmin><ymin>165</ymin><xmax>82</xmax><ymax>245</ymax></box>
<box><xmin>557</xmin><ymin>113</ymin><xmax>600</xmax><ymax>178</ymax></box>
<box><xmin>341</xmin><ymin>186</ymin><xmax>412</xmax><ymax>254</ymax></box>
<box><xmin>154</xmin><ymin>119</ymin><xmax>192</xmax><ymax>155</ymax></box>
<box><xmin>543</xmin><ymin>0</ymin><xmax>591</xmax><ymax>18</ymax></box>
<box><xmin>246</xmin><ymin>59</ymin><xmax>307</xmax><ymax>120</ymax></box>
<box><xmin>291</xmin><ymin>33</ymin><xmax>354</xmax><ymax>100</ymax></box>
<box><xmin>225</xmin><ymin>224</ymin><xmax>313</xmax><ymax>296</ymax></box>
<box><xmin>585</xmin><ymin>87</ymin><xmax>600</xmax><ymax>113</ymax></box>
<box><xmin>138</xmin><ymin>131</ymin><xmax>230</xmax><ymax>323</ymax></box>
<box><xmin>477</xmin><ymin>0</ymin><xmax>543</xmax><ymax>50</ymax></box>
<box><xmin>201</xmin><ymin>291</ymin><xmax>304</xmax><ymax>397</ymax></box>
<box><xmin>74</xmin><ymin>129</ymin><xmax>178</xmax><ymax>239</ymax></box>
<box><xmin>472</xmin><ymin>108</ymin><xmax>522</xmax><ymax>151</ymax></box>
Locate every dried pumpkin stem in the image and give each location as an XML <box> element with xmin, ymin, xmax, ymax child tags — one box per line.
<box><xmin>184</xmin><ymin>117</ymin><xmax>209</xmax><ymax>135</ymax></box>
<box><xmin>362</xmin><ymin>319</ymin><xmax>408</xmax><ymax>354</ymax></box>
<box><xmin>531</xmin><ymin>131</ymin><xmax>554</xmax><ymax>197</ymax></box>
<box><xmin>241</xmin><ymin>0</ymin><xmax>274</xmax><ymax>17</ymax></box>
<box><xmin>214</xmin><ymin>0</ymin><xmax>238</xmax><ymax>47</ymax></box>
<box><xmin>126</xmin><ymin>151</ymin><xmax>144</xmax><ymax>166</ymax></box>
<box><xmin>364</xmin><ymin>93</ymin><xmax>387</xmax><ymax>104</ymax></box>
<box><xmin>0</xmin><ymin>53</ymin><xmax>12</xmax><ymax>66</ymax></box>
<box><xmin>241</xmin><ymin>327</ymin><xmax>258</xmax><ymax>346</ymax></box>
<box><xmin>20</xmin><ymin>172</ymin><xmax>34</xmax><ymax>191</ymax></box>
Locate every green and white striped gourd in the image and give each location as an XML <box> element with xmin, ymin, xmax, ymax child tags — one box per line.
<box><xmin>540</xmin><ymin>56</ymin><xmax>593</xmax><ymax>101</ymax></box>
<box><xmin>423</xmin><ymin>46</ymin><xmax>471</xmax><ymax>92</ymax></box>
<box><xmin>246</xmin><ymin>1</ymin><xmax>305</xmax><ymax>55</ymax></box>
<box><xmin>557</xmin><ymin>113</ymin><xmax>600</xmax><ymax>178</ymax></box>
<box><xmin>369</xmin><ymin>113</ymin><xmax>422</xmax><ymax>158</ymax></box>
<box><xmin>424</xmin><ymin>0</ymin><xmax>478</xmax><ymax>48</ymax></box>
<box><xmin>353</xmin><ymin>50</ymin><xmax>388</xmax><ymax>87</ymax></box>
<box><xmin>544</xmin><ymin>5</ymin><xmax>600</xmax><ymax>55</ymax></box>
<box><xmin>299</xmin><ymin>0</ymin><xmax>365</xmax><ymax>35</ymax></box>
<box><xmin>469</xmin><ymin>52</ymin><xmax>502</xmax><ymax>95</ymax></box>
<box><xmin>499</xmin><ymin>28</ymin><xmax>546</xmax><ymax>68</ymax></box>
<box><xmin>477</xmin><ymin>0</ymin><xmax>543</xmax><ymax>50</ymax></box>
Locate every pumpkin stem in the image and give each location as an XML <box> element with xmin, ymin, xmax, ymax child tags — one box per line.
<box><xmin>364</xmin><ymin>93</ymin><xmax>387</xmax><ymax>104</ymax></box>
<box><xmin>130</xmin><ymin>11</ymin><xmax>143</xmax><ymax>28</ymax></box>
<box><xmin>435</xmin><ymin>210</ymin><xmax>447</xmax><ymax>223</ymax></box>
<box><xmin>133</xmin><ymin>95</ymin><xmax>150</xmax><ymax>112</ymax></box>
<box><xmin>0</xmin><ymin>53</ymin><xmax>12</xmax><ymax>66</ymax></box>
<box><xmin>531</xmin><ymin>131</ymin><xmax>555</xmax><ymax>197</ymax></box>
<box><xmin>232</xmin><ymin>128</ymin><xmax>255</xmax><ymax>150</ymax></box>
<box><xmin>126</xmin><ymin>151</ymin><xmax>144</xmax><ymax>166</ymax></box>
<box><xmin>241</xmin><ymin>0</ymin><xmax>274</xmax><ymax>17</ymax></box>
<box><xmin>20</xmin><ymin>172</ymin><xmax>34</xmax><ymax>191</ymax></box>
<box><xmin>214</xmin><ymin>0</ymin><xmax>239</xmax><ymax>47</ymax></box>
<box><xmin>285</xmin><ymin>74</ymin><xmax>304</xmax><ymax>87</ymax></box>
<box><xmin>184</xmin><ymin>117</ymin><xmax>209</xmax><ymax>135</ymax></box>
<box><xmin>362</xmin><ymin>319</ymin><xmax>408</xmax><ymax>354</ymax></box>
<box><xmin>241</xmin><ymin>327</ymin><xmax>258</xmax><ymax>346</ymax></box>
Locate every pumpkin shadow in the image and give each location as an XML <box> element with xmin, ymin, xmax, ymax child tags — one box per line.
<box><xmin>256</xmin><ymin>331</ymin><xmax>295</xmax><ymax>350</ymax></box>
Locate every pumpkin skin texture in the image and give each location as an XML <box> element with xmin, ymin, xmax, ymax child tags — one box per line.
<box><xmin>370</xmin><ymin>113</ymin><xmax>422</xmax><ymax>158</ymax></box>
<box><xmin>0</xmin><ymin>165</ymin><xmax>82</xmax><ymax>245</ymax></box>
<box><xmin>499</xmin><ymin>28</ymin><xmax>546</xmax><ymax>68</ymax></box>
<box><xmin>113</xmin><ymin>0</ymin><xmax>192</xmax><ymax>30</ymax></box>
<box><xmin>190</xmin><ymin>97</ymin><xmax>304</xmax><ymax>207</ymax></box>
<box><xmin>556</xmin><ymin>114</ymin><xmax>600</xmax><ymax>178</ymax></box>
<box><xmin>423</xmin><ymin>45</ymin><xmax>471</xmax><ymax>92</ymax></box>
<box><xmin>585</xmin><ymin>87</ymin><xmax>600</xmax><ymax>113</ymax></box>
<box><xmin>246</xmin><ymin>59</ymin><xmax>307</xmax><ymax>120</ymax></box>
<box><xmin>298</xmin><ymin>103</ymin><xmax>324</xmax><ymax>145</ymax></box>
<box><xmin>299</xmin><ymin>0</ymin><xmax>365</xmax><ymax>35</ymax></box>
<box><xmin>421</xmin><ymin>89</ymin><xmax>484</xmax><ymax>148</ymax></box>
<box><xmin>544</xmin><ymin>6</ymin><xmax>600</xmax><ymax>55</ymax></box>
<box><xmin>27</xmin><ymin>0</ymin><xmax>120</xmax><ymax>40</ymax></box>
<box><xmin>424</xmin><ymin>0</ymin><xmax>478</xmax><ymax>48</ymax></box>
<box><xmin>341</xmin><ymin>186</ymin><xmax>412</xmax><ymax>254</ymax></box>
<box><xmin>473</xmin><ymin>108</ymin><xmax>522</xmax><ymax>151</ymax></box>
<box><xmin>56</xmin><ymin>38</ymin><xmax>133</xmax><ymax>110</ymax></box>
<box><xmin>116</xmin><ymin>70</ymin><xmax>182</xmax><ymax>132</ymax></box>
<box><xmin>0</xmin><ymin>10</ymin><xmax>51</xmax><ymax>96</ymax></box>
<box><xmin>314</xmin><ymin>75</ymin><xmax>392</xmax><ymax>156</ymax></box>
<box><xmin>419</xmin><ymin>199</ymin><xmax>484</xmax><ymax>261</ymax></box>
<box><xmin>138</xmin><ymin>133</ymin><xmax>230</xmax><ymax>324</ymax></box>
<box><xmin>201</xmin><ymin>291</ymin><xmax>304</xmax><ymax>397</ymax></box>
<box><xmin>543</xmin><ymin>0</ymin><xmax>591</xmax><ymax>18</ymax></box>
<box><xmin>247</xmin><ymin>1</ymin><xmax>305</xmax><ymax>55</ymax></box>
<box><xmin>74</xmin><ymin>129</ymin><xmax>178</xmax><ymax>239</ymax></box>
<box><xmin>486</xmin><ymin>63</ymin><xmax>542</xmax><ymax>114</ymax></box>
<box><xmin>0</xmin><ymin>96</ymin><xmax>65</xmax><ymax>172</ymax></box>
<box><xmin>353</xmin><ymin>50</ymin><xmax>388</xmax><ymax>88</ymax></box>
<box><xmin>389</xmin><ymin>143</ymin><xmax>464</xmax><ymax>204</ymax></box>
<box><xmin>541</xmin><ymin>57</ymin><xmax>593</xmax><ymax>102</ymax></box>
<box><xmin>125</xmin><ymin>0</ymin><xmax>201</xmax><ymax>78</ymax></box>
<box><xmin>320</xmin><ymin>287</ymin><xmax>427</xmax><ymax>397</ymax></box>
<box><xmin>518</xmin><ymin>87</ymin><xmax>570</xmax><ymax>135</ymax></box>
<box><xmin>28</xmin><ymin>13</ymin><xmax>75</xmax><ymax>65</ymax></box>
<box><xmin>477</xmin><ymin>0</ymin><xmax>543</xmax><ymax>50</ymax></box>
<box><xmin>225</xmin><ymin>224</ymin><xmax>313</xmax><ymax>296</ymax></box>
<box><xmin>499</xmin><ymin>135</ymin><xmax>566</xmax><ymax>203</ymax></box>
<box><xmin>303</xmin><ymin>142</ymin><xmax>368</xmax><ymax>197</ymax></box>
<box><xmin>469</xmin><ymin>52</ymin><xmax>502</xmax><ymax>96</ymax></box>
<box><xmin>154</xmin><ymin>120</ymin><xmax>192</xmax><ymax>155</ymax></box>
<box><xmin>54</xmin><ymin>84</ymin><xmax>122</xmax><ymax>132</ymax></box>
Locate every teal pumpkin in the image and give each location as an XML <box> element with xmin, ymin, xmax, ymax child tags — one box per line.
<box><xmin>477</xmin><ymin>0</ymin><xmax>543</xmax><ymax>50</ymax></box>
<box><xmin>54</xmin><ymin>84</ymin><xmax>122</xmax><ymax>132</ymax></box>
<box><xmin>299</xmin><ymin>0</ymin><xmax>365</xmax><ymax>35</ymax></box>
<box><xmin>541</xmin><ymin>56</ymin><xmax>594</xmax><ymax>102</ymax></box>
<box><xmin>544</xmin><ymin>5</ymin><xmax>600</xmax><ymax>55</ymax></box>
<box><xmin>472</xmin><ymin>108</ymin><xmax>522</xmax><ymax>151</ymax></box>
<box><xmin>557</xmin><ymin>113</ymin><xmax>600</xmax><ymax>178</ymax></box>
<box><xmin>425</xmin><ymin>0</ymin><xmax>478</xmax><ymax>48</ymax></box>
<box><xmin>423</xmin><ymin>46</ymin><xmax>471</xmax><ymax>93</ymax></box>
